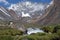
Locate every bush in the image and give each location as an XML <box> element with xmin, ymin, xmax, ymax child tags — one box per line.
<box><xmin>18</xmin><ymin>33</ymin><xmax>59</xmax><ymax>40</ymax></box>
<box><xmin>57</xmin><ymin>30</ymin><xmax>60</xmax><ymax>37</ymax></box>
<box><xmin>53</xmin><ymin>24</ymin><xmax>60</xmax><ymax>33</ymax></box>
<box><xmin>0</xmin><ymin>28</ymin><xmax>23</xmax><ymax>36</ymax></box>
<box><xmin>31</xmin><ymin>33</ymin><xmax>46</xmax><ymax>36</ymax></box>
<box><xmin>0</xmin><ymin>35</ymin><xmax>14</xmax><ymax>40</ymax></box>
<box><xmin>41</xmin><ymin>26</ymin><xmax>55</xmax><ymax>33</ymax></box>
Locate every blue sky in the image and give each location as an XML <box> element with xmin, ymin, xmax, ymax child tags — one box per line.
<box><xmin>0</xmin><ymin>0</ymin><xmax>52</xmax><ymax>8</ymax></box>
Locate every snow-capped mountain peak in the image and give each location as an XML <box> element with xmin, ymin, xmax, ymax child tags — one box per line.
<box><xmin>47</xmin><ymin>1</ymin><xmax>53</xmax><ymax>8</ymax></box>
<box><xmin>25</xmin><ymin>1</ymin><xmax>31</xmax><ymax>6</ymax></box>
<box><xmin>8</xmin><ymin>1</ymin><xmax>50</xmax><ymax>19</ymax></box>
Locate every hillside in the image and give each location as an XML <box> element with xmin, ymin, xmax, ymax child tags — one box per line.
<box><xmin>32</xmin><ymin>0</ymin><xmax>60</xmax><ymax>25</ymax></box>
<box><xmin>0</xmin><ymin>0</ymin><xmax>60</xmax><ymax>26</ymax></box>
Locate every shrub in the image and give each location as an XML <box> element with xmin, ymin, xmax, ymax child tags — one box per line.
<box><xmin>41</xmin><ymin>26</ymin><xmax>55</xmax><ymax>33</ymax></box>
<box><xmin>0</xmin><ymin>35</ymin><xmax>14</xmax><ymax>40</ymax></box>
<box><xmin>0</xmin><ymin>28</ymin><xmax>23</xmax><ymax>36</ymax></box>
<box><xmin>53</xmin><ymin>24</ymin><xmax>60</xmax><ymax>33</ymax></box>
<box><xmin>31</xmin><ymin>33</ymin><xmax>46</xmax><ymax>36</ymax></box>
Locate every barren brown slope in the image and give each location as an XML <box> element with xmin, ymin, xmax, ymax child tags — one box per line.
<box><xmin>9</xmin><ymin>9</ymin><xmax>19</xmax><ymax>20</ymax></box>
<box><xmin>34</xmin><ymin>0</ymin><xmax>60</xmax><ymax>25</ymax></box>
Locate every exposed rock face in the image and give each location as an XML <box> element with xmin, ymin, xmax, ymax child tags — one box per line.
<box><xmin>9</xmin><ymin>9</ymin><xmax>19</xmax><ymax>20</ymax></box>
<box><xmin>0</xmin><ymin>7</ymin><xmax>21</xmax><ymax>21</ymax></box>
<box><xmin>0</xmin><ymin>7</ymin><xmax>12</xmax><ymax>21</ymax></box>
<box><xmin>36</xmin><ymin>0</ymin><xmax>60</xmax><ymax>25</ymax></box>
<box><xmin>54</xmin><ymin>0</ymin><xmax>60</xmax><ymax>7</ymax></box>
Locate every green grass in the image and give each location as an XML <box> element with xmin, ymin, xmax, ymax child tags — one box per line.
<box><xmin>0</xmin><ymin>24</ymin><xmax>60</xmax><ymax>40</ymax></box>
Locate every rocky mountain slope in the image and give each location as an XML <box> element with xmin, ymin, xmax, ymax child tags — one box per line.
<box><xmin>34</xmin><ymin>0</ymin><xmax>60</xmax><ymax>25</ymax></box>
<box><xmin>1</xmin><ymin>0</ymin><xmax>60</xmax><ymax>25</ymax></box>
<box><xmin>8</xmin><ymin>1</ymin><xmax>48</xmax><ymax>19</ymax></box>
<box><xmin>0</xmin><ymin>7</ymin><xmax>12</xmax><ymax>21</ymax></box>
<box><xmin>0</xmin><ymin>1</ymin><xmax>49</xmax><ymax>22</ymax></box>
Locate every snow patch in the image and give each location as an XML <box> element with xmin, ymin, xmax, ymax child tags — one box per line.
<box><xmin>8</xmin><ymin>1</ymin><xmax>48</xmax><ymax>18</ymax></box>
<box><xmin>22</xmin><ymin>12</ymin><xmax>31</xmax><ymax>17</ymax></box>
<box><xmin>8</xmin><ymin>1</ymin><xmax>46</xmax><ymax>11</ymax></box>
<box><xmin>47</xmin><ymin>1</ymin><xmax>53</xmax><ymax>8</ymax></box>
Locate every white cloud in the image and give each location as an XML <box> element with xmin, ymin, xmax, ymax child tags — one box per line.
<box><xmin>8</xmin><ymin>1</ymin><xmax>46</xmax><ymax>11</ymax></box>
<box><xmin>0</xmin><ymin>0</ymin><xmax>9</xmax><ymax>5</ymax></box>
<box><xmin>8</xmin><ymin>1</ymin><xmax>48</xmax><ymax>17</ymax></box>
<box><xmin>29</xmin><ymin>3</ymin><xmax>45</xmax><ymax>12</ymax></box>
<box><xmin>8</xmin><ymin>4</ymin><xmax>17</xmax><ymax>10</ymax></box>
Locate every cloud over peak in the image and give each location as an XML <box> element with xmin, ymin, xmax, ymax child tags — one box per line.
<box><xmin>8</xmin><ymin>1</ymin><xmax>46</xmax><ymax>11</ymax></box>
<box><xmin>0</xmin><ymin>0</ymin><xmax>9</xmax><ymax>5</ymax></box>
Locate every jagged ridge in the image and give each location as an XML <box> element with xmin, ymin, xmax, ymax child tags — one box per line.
<box><xmin>36</xmin><ymin>0</ymin><xmax>60</xmax><ymax>25</ymax></box>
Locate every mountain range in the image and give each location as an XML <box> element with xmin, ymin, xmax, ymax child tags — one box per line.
<box><xmin>0</xmin><ymin>0</ymin><xmax>60</xmax><ymax>25</ymax></box>
<box><xmin>32</xmin><ymin>0</ymin><xmax>60</xmax><ymax>25</ymax></box>
<box><xmin>0</xmin><ymin>1</ymin><xmax>49</xmax><ymax>22</ymax></box>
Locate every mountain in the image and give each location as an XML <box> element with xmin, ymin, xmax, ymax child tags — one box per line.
<box><xmin>9</xmin><ymin>9</ymin><xmax>20</xmax><ymax>20</ymax></box>
<box><xmin>8</xmin><ymin>1</ymin><xmax>49</xmax><ymax>22</ymax></box>
<box><xmin>0</xmin><ymin>1</ymin><xmax>50</xmax><ymax>23</ymax></box>
<box><xmin>8</xmin><ymin>1</ymin><xmax>48</xmax><ymax>19</ymax></box>
<box><xmin>0</xmin><ymin>7</ymin><xmax>20</xmax><ymax>21</ymax></box>
<box><xmin>0</xmin><ymin>7</ymin><xmax>12</xmax><ymax>21</ymax></box>
<box><xmin>33</xmin><ymin>0</ymin><xmax>60</xmax><ymax>25</ymax></box>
